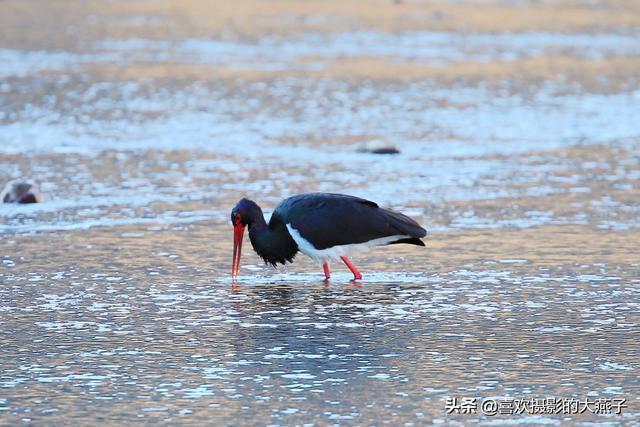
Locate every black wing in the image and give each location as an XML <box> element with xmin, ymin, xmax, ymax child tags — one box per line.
<box><xmin>272</xmin><ymin>193</ymin><xmax>426</xmax><ymax>250</ymax></box>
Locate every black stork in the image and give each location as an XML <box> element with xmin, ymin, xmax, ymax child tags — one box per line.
<box><xmin>231</xmin><ymin>193</ymin><xmax>426</xmax><ymax>281</ymax></box>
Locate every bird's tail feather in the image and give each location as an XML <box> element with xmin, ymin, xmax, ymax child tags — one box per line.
<box><xmin>388</xmin><ymin>237</ymin><xmax>425</xmax><ymax>246</ymax></box>
<box><xmin>381</xmin><ymin>208</ymin><xmax>427</xmax><ymax>239</ymax></box>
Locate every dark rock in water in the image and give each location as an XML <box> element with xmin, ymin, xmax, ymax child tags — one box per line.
<box><xmin>369</xmin><ymin>147</ymin><xmax>400</xmax><ymax>154</ymax></box>
<box><xmin>356</xmin><ymin>142</ymin><xmax>401</xmax><ymax>155</ymax></box>
<box><xmin>1</xmin><ymin>180</ymin><xmax>42</xmax><ymax>204</ymax></box>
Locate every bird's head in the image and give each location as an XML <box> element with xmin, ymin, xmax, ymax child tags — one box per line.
<box><xmin>231</xmin><ymin>198</ymin><xmax>264</xmax><ymax>227</ymax></box>
<box><xmin>230</xmin><ymin>198</ymin><xmax>262</xmax><ymax>278</ymax></box>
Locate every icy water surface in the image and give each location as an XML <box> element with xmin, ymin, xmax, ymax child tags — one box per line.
<box><xmin>1</xmin><ymin>0</ymin><xmax>640</xmax><ymax>425</ymax></box>
<box><xmin>2</xmin><ymin>230</ymin><xmax>639</xmax><ymax>425</ymax></box>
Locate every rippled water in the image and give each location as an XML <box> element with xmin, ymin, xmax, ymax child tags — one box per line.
<box><xmin>2</xmin><ymin>245</ymin><xmax>639</xmax><ymax>424</ymax></box>
<box><xmin>3</xmin><ymin>30</ymin><xmax>639</xmax><ymax>76</ymax></box>
<box><xmin>1</xmin><ymin>1</ymin><xmax>640</xmax><ymax>425</ymax></box>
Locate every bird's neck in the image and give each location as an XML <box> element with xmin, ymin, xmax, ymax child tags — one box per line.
<box><xmin>248</xmin><ymin>216</ymin><xmax>298</xmax><ymax>266</ymax></box>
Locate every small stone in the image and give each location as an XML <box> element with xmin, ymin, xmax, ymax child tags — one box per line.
<box><xmin>356</xmin><ymin>142</ymin><xmax>401</xmax><ymax>155</ymax></box>
<box><xmin>1</xmin><ymin>179</ymin><xmax>42</xmax><ymax>203</ymax></box>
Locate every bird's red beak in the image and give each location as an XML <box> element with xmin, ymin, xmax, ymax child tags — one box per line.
<box><xmin>232</xmin><ymin>224</ymin><xmax>245</xmax><ymax>278</ymax></box>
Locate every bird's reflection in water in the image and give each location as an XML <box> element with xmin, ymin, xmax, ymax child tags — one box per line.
<box><xmin>222</xmin><ymin>282</ymin><xmax>407</xmax><ymax>378</ymax></box>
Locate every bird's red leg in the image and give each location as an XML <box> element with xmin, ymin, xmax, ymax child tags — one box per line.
<box><xmin>340</xmin><ymin>256</ymin><xmax>362</xmax><ymax>280</ymax></box>
<box><xmin>323</xmin><ymin>262</ymin><xmax>331</xmax><ymax>281</ymax></box>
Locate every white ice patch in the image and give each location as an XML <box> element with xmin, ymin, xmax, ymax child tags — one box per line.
<box><xmin>286</xmin><ymin>223</ymin><xmax>408</xmax><ymax>263</ymax></box>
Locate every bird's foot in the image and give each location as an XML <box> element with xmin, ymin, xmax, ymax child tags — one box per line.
<box><xmin>322</xmin><ymin>262</ymin><xmax>331</xmax><ymax>282</ymax></box>
<box><xmin>340</xmin><ymin>256</ymin><xmax>362</xmax><ymax>282</ymax></box>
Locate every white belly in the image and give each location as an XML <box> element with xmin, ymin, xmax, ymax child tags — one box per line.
<box><xmin>286</xmin><ymin>223</ymin><xmax>408</xmax><ymax>263</ymax></box>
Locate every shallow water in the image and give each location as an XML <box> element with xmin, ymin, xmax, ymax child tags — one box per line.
<box><xmin>3</xmin><ymin>30</ymin><xmax>639</xmax><ymax>77</ymax></box>
<box><xmin>1</xmin><ymin>1</ymin><xmax>640</xmax><ymax>425</ymax></box>
<box><xmin>2</xmin><ymin>225</ymin><xmax>639</xmax><ymax>426</ymax></box>
<box><xmin>2</xmin><ymin>237</ymin><xmax>639</xmax><ymax>425</ymax></box>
